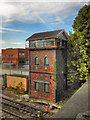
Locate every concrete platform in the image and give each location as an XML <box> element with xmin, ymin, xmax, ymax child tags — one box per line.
<box><xmin>53</xmin><ymin>80</ymin><xmax>89</xmax><ymax>119</ymax></box>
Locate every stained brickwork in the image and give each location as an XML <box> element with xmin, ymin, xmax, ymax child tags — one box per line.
<box><xmin>31</xmin><ymin>73</ymin><xmax>55</xmax><ymax>100</ymax></box>
<box><xmin>30</xmin><ymin>50</ymin><xmax>55</xmax><ymax>72</ymax></box>
<box><xmin>30</xmin><ymin>50</ymin><xmax>55</xmax><ymax>100</ymax></box>
<box><xmin>27</xmin><ymin>29</ymin><xmax>68</xmax><ymax>102</ymax></box>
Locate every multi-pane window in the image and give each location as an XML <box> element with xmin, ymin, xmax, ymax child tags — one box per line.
<box><xmin>35</xmin><ymin>82</ymin><xmax>39</xmax><ymax>90</ymax></box>
<box><xmin>44</xmin><ymin>84</ymin><xmax>49</xmax><ymax>92</ymax></box>
<box><xmin>35</xmin><ymin>57</ymin><xmax>39</xmax><ymax>65</ymax></box>
<box><xmin>29</xmin><ymin>39</ymin><xmax>55</xmax><ymax>47</ymax></box>
<box><xmin>19</xmin><ymin>52</ymin><xmax>25</xmax><ymax>58</ymax></box>
<box><xmin>43</xmin><ymin>40</ymin><xmax>45</xmax><ymax>46</ymax></box>
<box><xmin>50</xmin><ymin>40</ymin><xmax>55</xmax><ymax>46</ymax></box>
<box><xmin>30</xmin><ymin>41</ymin><xmax>34</xmax><ymax>47</ymax></box>
<box><xmin>34</xmin><ymin>41</ymin><xmax>37</xmax><ymax>47</ymax></box>
<box><xmin>44</xmin><ymin>57</ymin><xmax>49</xmax><ymax>65</ymax></box>
<box><xmin>37</xmin><ymin>40</ymin><xmax>42</xmax><ymax>47</ymax></box>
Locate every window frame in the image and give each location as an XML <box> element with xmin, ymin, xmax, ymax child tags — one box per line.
<box><xmin>11</xmin><ymin>55</ymin><xmax>13</xmax><ymax>58</ymax></box>
<box><xmin>35</xmin><ymin>57</ymin><xmax>39</xmax><ymax>65</ymax></box>
<box><xmin>44</xmin><ymin>57</ymin><xmax>49</xmax><ymax>65</ymax></box>
<box><xmin>35</xmin><ymin>82</ymin><xmax>39</xmax><ymax>90</ymax></box>
<box><xmin>44</xmin><ymin>84</ymin><xmax>49</xmax><ymax>93</ymax></box>
<box><xmin>8</xmin><ymin>55</ymin><xmax>10</xmax><ymax>57</ymax></box>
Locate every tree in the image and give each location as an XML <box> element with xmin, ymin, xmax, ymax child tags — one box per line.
<box><xmin>67</xmin><ymin>4</ymin><xmax>90</xmax><ymax>86</ymax></box>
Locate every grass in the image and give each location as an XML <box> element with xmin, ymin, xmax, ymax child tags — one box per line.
<box><xmin>8</xmin><ymin>86</ymin><xmax>28</xmax><ymax>95</ymax></box>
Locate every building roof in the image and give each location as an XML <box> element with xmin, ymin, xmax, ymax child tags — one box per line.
<box><xmin>2</xmin><ymin>48</ymin><xmax>27</xmax><ymax>51</ymax></box>
<box><xmin>26</xmin><ymin>29</ymin><xmax>65</xmax><ymax>41</ymax></box>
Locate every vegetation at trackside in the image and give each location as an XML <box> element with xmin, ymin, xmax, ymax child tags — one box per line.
<box><xmin>67</xmin><ymin>4</ymin><xmax>89</xmax><ymax>87</ymax></box>
<box><xmin>8</xmin><ymin>82</ymin><xmax>27</xmax><ymax>94</ymax></box>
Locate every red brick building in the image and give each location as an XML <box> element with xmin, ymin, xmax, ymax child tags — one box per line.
<box><xmin>2</xmin><ymin>48</ymin><xmax>28</xmax><ymax>66</ymax></box>
<box><xmin>26</xmin><ymin>29</ymin><xmax>68</xmax><ymax>102</ymax></box>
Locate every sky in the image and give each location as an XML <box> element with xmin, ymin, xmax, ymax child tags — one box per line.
<box><xmin>0</xmin><ymin>0</ymin><xmax>89</xmax><ymax>53</ymax></box>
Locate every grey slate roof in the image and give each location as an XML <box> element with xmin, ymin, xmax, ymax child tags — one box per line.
<box><xmin>26</xmin><ymin>29</ymin><xmax>65</xmax><ymax>41</ymax></box>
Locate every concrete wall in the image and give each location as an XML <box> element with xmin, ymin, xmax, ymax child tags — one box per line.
<box><xmin>1</xmin><ymin>68</ymin><xmax>29</xmax><ymax>76</ymax></box>
<box><xmin>56</xmin><ymin>43</ymin><xmax>67</xmax><ymax>102</ymax></box>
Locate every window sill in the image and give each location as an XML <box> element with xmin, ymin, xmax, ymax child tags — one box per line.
<box><xmin>45</xmin><ymin>91</ymin><xmax>49</xmax><ymax>93</ymax></box>
<box><xmin>44</xmin><ymin>64</ymin><xmax>49</xmax><ymax>66</ymax></box>
<box><xmin>35</xmin><ymin>90</ymin><xmax>39</xmax><ymax>92</ymax></box>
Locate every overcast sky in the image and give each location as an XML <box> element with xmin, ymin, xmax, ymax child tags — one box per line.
<box><xmin>0</xmin><ymin>0</ymin><xmax>89</xmax><ymax>53</ymax></box>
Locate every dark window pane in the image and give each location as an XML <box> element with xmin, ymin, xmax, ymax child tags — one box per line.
<box><xmin>44</xmin><ymin>57</ymin><xmax>49</xmax><ymax>65</ymax></box>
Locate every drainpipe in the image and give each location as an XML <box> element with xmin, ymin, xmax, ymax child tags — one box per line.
<box><xmin>28</xmin><ymin>47</ymin><xmax>31</xmax><ymax>97</ymax></box>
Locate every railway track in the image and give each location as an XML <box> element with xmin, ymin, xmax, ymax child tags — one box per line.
<box><xmin>2</xmin><ymin>96</ymin><xmax>49</xmax><ymax>119</ymax></box>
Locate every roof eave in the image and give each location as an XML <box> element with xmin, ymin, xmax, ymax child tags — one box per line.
<box><xmin>26</xmin><ymin>36</ymin><xmax>57</xmax><ymax>41</ymax></box>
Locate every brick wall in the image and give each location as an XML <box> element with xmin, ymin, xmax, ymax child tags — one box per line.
<box><xmin>31</xmin><ymin>73</ymin><xmax>55</xmax><ymax>100</ymax></box>
<box><xmin>2</xmin><ymin>48</ymin><xmax>18</xmax><ymax>65</ymax></box>
<box><xmin>7</xmin><ymin>75</ymin><xmax>28</xmax><ymax>91</ymax></box>
<box><xmin>30</xmin><ymin>49</ymin><xmax>56</xmax><ymax>100</ymax></box>
<box><xmin>2</xmin><ymin>48</ymin><xmax>28</xmax><ymax>66</ymax></box>
<box><xmin>30</xmin><ymin>50</ymin><xmax>55</xmax><ymax>72</ymax></box>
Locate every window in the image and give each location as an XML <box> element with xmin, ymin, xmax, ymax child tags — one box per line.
<box><xmin>46</xmin><ymin>41</ymin><xmax>50</xmax><ymax>46</ymax></box>
<box><xmin>37</xmin><ymin>40</ymin><xmax>42</xmax><ymax>47</ymax></box>
<box><xmin>30</xmin><ymin>41</ymin><xmax>34</xmax><ymax>47</ymax></box>
<box><xmin>34</xmin><ymin>40</ymin><xmax>38</xmax><ymax>47</ymax></box>
<box><xmin>44</xmin><ymin>84</ymin><xmax>49</xmax><ymax>92</ymax></box>
<box><xmin>19</xmin><ymin>61</ymin><xmax>25</xmax><ymax>64</ymax></box>
<box><xmin>19</xmin><ymin>52</ymin><xmax>25</xmax><ymax>58</ymax></box>
<box><xmin>11</xmin><ymin>55</ymin><xmax>13</xmax><ymax>57</ymax></box>
<box><xmin>8</xmin><ymin>55</ymin><xmax>10</xmax><ymax>57</ymax></box>
<box><xmin>35</xmin><ymin>57</ymin><xmax>39</xmax><ymax>65</ymax></box>
<box><xmin>44</xmin><ymin>57</ymin><xmax>49</xmax><ymax>65</ymax></box>
<box><xmin>50</xmin><ymin>40</ymin><xmax>55</xmax><ymax>46</ymax></box>
<box><xmin>42</xmin><ymin>40</ymin><xmax>45</xmax><ymax>47</ymax></box>
<box><xmin>35</xmin><ymin>82</ymin><xmax>39</xmax><ymax>90</ymax></box>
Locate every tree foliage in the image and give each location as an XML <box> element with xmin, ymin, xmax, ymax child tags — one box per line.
<box><xmin>67</xmin><ymin>4</ymin><xmax>90</xmax><ymax>85</ymax></box>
